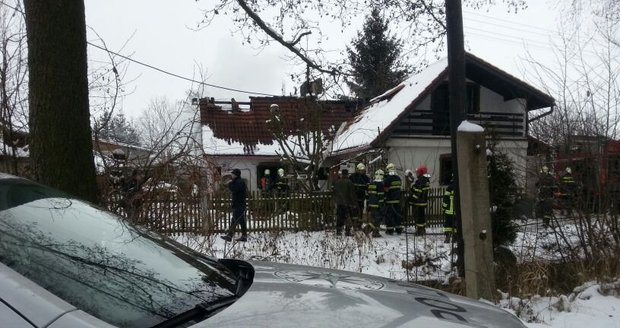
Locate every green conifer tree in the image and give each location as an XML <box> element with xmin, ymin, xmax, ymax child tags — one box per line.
<box><xmin>487</xmin><ymin>146</ymin><xmax>519</xmax><ymax>248</ymax></box>
<box><xmin>346</xmin><ymin>8</ymin><xmax>410</xmax><ymax>101</ymax></box>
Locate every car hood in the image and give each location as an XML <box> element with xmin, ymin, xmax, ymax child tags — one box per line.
<box><xmin>201</xmin><ymin>260</ymin><xmax>524</xmax><ymax>328</ymax></box>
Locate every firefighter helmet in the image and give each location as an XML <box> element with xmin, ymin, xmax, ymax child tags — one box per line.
<box><xmin>264</xmin><ymin>169</ymin><xmax>270</xmax><ymax>175</ymax></box>
<box><xmin>278</xmin><ymin>168</ymin><xmax>285</xmax><ymax>177</ymax></box>
<box><xmin>356</xmin><ymin>163</ymin><xmax>366</xmax><ymax>171</ymax></box>
<box><xmin>415</xmin><ymin>165</ymin><xmax>428</xmax><ymax>176</ymax></box>
<box><xmin>386</xmin><ymin>163</ymin><xmax>395</xmax><ymax>172</ymax></box>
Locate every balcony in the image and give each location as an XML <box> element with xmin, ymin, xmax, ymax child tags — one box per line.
<box><xmin>391</xmin><ymin>109</ymin><xmax>526</xmax><ymax>138</ymax></box>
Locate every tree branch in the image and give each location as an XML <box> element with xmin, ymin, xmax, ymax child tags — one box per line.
<box><xmin>235</xmin><ymin>0</ymin><xmax>337</xmax><ymax>75</ymax></box>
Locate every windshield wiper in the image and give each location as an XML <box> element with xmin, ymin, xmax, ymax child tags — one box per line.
<box><xmin>151</xmin><ymin>295</ymin><xmax>239</xmax><ymax>328</ymax></box>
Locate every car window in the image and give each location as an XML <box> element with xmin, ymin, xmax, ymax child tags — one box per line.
<box><xmin>0</xmin><ymin>179</ymin><xmax>238</xmax><ymax>328</ymax></box>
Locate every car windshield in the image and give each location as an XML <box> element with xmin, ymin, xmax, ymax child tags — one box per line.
<box><xmin>0</xmin><ymin>178</ymin><xmax>238</xmax><ymax>327</ymax></box>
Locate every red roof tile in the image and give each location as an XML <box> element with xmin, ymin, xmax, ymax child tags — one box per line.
<box><xmin>200</xmin><ymin>96</ymin><xmax>360</xmax><ymax>153</ymax></box>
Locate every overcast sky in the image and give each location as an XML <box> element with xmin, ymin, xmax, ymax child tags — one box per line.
<box><xmin>83</xmin><ymin>1</ymin><xmax>562</xmax><ymax>119</ymax></box>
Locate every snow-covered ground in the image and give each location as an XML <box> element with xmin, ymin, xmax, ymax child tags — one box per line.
<box><xmin>176</xmin><ymin>222</ymin><xmax>620</xmax><ymax>327</ymax></box>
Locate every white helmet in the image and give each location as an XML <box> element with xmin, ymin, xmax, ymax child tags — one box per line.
<box><xmin>374</xmin><ymin>169</ymin><xmax>384</xmax><ymax>180</ymax></box>
<box><xmin>277</xmin><ymin>168</ymin><xmax>285</xmax><ymax>177</ymax></box>
<box><xmin>566</xmin><ymin>167</ymin><xmax>572</xmax><ymax>174</ymax></box>
<box><xmin>356</xmin><ymin>163</ymin><xmax>365</xmax><ymax>171</ymax></box>
<box><xmin>386</xmin><ymin>163</ymin><xmax>395</xmax><ymax>172</ymax></box>
<box><xmin>264</xmin><ymin>169</ymin><xmax>270</xmax><ymax>175</ymax></box>
<box><xmin>542</xmin><ymin>165</ymin><xmax>549</xmax><ymax>173</ymax></box>
<box><xmin>405</xmin><ymin>169</ymin><xmax>413</xmax><ymax>176</ymax></box>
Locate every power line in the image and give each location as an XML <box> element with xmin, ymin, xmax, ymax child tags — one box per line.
<box><xmin>0</xmin><ymin>1</ymin><xmax>281</xmax><ymax>98</ymax></box>
<box><xmin>465</xmin><ymin>16</ymin><xmax>554</xmax><ymax>39</ymax></box>
<box><xmin>464</xmin><ymin>25</ymin><xmax>601</xmax><ymax>57</ymax></box>
<box><xmin>463</xmin><ymin>9</ymin><xmax>559</xmax><ymax>35</ymax></box>
<box><xmin>87</xmin><ymin>41</ymin><xmax>280</xmax><ymax>97</ymax></box>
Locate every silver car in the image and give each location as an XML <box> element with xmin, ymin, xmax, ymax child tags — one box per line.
<box><xmin>0</xmin><ymin>173</ymin><xmax>525</xmax><ymax>327</ymax></box>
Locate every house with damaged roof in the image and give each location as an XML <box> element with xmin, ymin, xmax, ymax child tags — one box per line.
<box><xmin>198</xmin><ymin>96</ymin><xmax>360</xmax><ymax>192</ymax></box>
<box><xmin>199</xmin><ymin>52</ymin><xmax>554</xmax><ymax>192</ymax></box>
<box><xmin>327</xmin><ymin>52</ymin><xmax>555</xmax><ymax>188</ymax></box>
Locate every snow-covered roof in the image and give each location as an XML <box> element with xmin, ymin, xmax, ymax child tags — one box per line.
<box><xmin>330</xmin><ymin>52</ymin><xmax>556</xmax><ymax>155</ymax></box>
<box><xmin>330</xmin><ymin>58</ymin><xmax>449</xmax><ymax>153</ymax></box>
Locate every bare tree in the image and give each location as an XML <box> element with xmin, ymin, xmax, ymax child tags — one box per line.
<box><xmin>523</xmin><ymin>0</ymin><xmax>620</xmax><ymax>279</ymax></box>
<box><xmin>267</xmin><ymin>97</ymin><xmax>335</xmax><ymax>192</ymax></box>
<box><xmin>197</xmin><ymin>0</ymin><xmax>527</xmax><ymax>95</ymax></box>
<box><xmin>0</xmin><ymin>1</ymin><xmax>28</xmax><ymax>175</ymax></box>
<box><xmin>527</xmin><ymin>0</ymin><xmax>620</xmax><ymax>145</ymax></box>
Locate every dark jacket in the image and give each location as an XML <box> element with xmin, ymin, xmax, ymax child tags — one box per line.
<box><xmin>560</xmin><ymin>172</ymin><xmax>576</xmax><ymax>195</ymax></box>
<box><xmin>367</xmin><ymin>180</ymin><xmax>385</xmax><ymax>209</ymax></box>
<box><xmin>536</xmin><ymin>173</ymin><xmax>557</xmax><ymax>199</ymax></box>
<box><xmin>383</xmin><ymin>174</ymin><xmax>402</xmax><ymax>204</ymax></box>
<box><xmin>350</xmin><ymin>172</ymin><xmax>370</xmax><ymax>201</ymax></box>
<box><xmin>442</xmin><ymin>182</ymin><xmax>455</xmax><ymax>215</ymax></box>
<box><xmin>274</xmin><ymin>176</ymin><xmax>289</xmax><ymax>194</ymax></box>
<box><xmin>410</xmin><ymin>175</ymin><xmax>430</xmax><ymax>206</ymax></box>
<box><xmin>228</xmin><ymin>176</ymin><xmax>247</xmax><ymax>208</ymax></box>
<box><xmin>333</xmin><ymin>177</ymin><xmax>357</xmax><ymax>206</ymax></box>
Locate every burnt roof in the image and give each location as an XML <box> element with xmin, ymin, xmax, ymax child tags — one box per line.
<box><xmin>199</xmin><ymin>96</ymin><xmax>360</xmax><ymax>154</ymax></box>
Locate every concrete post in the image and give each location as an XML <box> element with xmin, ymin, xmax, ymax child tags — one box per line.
<box><xmin>457</xmin><ymin>122</ymin><xmax>496</xmax><ymax>300</ymax></box>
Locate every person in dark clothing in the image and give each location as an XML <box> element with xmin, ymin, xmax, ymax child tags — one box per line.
<box><xmin>366</xmin><ymin>169</ymin><xmax>385</xmax><ymax>237</ymax></box>
<box><xmin>123</xmin><ymin>169</ymin><xmax>145</xmax><ymax>220</ymax></box>
<box><xmin>260</xmin><ymin>169</ymin><xmax>273</xmax><ymax>194</ymax></box>
<box><xmin>442</xmin><ymin>178</ymin><xmax>456</xmax><ymax>243</ymax></box>
<box><xmin>383</xmin><ymin>163</ymin><xmax>403</xmax><ymax>235</ymax></box>
<box><xmin>349</xmin><ymin>163</ymin><xmax>370</xmax><ymax>229</ymax></box>
<box><xmin>333</xmin><ymin>169</ymin><xmax>357</xmax><ymax>236</ymax></box>
<box><xmin>403</xmin><ymin>169</ymin><xmax>415</xmax><ymax>226</ymax></box>
<box><xmin>535</xmin><ymin>165</ymin><xmax>557</xmax><ymax>228</ymax></box>
<box><xmin>410</xmin><ymin>165</ymin><xmax>430</xmax><ymax>236</ymax></box>
<box><xmin>559</xmin><ymin>166</ymin><xmax>577</xmax><ymax>213</ymax></box>
<box><xmin>221</xmin><ymin>168</ymin><xmax>248</xmax><ymax>242</ymax></box>
<box><xmin>274</xmin><ymin>168</ymin><xmax>290</xmax><ymax>195</ymax></box>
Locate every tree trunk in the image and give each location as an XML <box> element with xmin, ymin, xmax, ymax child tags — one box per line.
<box><xmin>24</xmin><ymin>0</ymin><xmax>98</xmax><ymax>202</ymax></box>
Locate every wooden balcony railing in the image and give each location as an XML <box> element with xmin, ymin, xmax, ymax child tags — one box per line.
<box><xmin>392</xmin><ymin>109</ymin><xmax>526</xmax><ymax>137</ymax></box>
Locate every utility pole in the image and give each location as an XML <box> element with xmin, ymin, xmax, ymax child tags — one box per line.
<box><xmin>457</xmin><ymin>126</ymin><xmax>496</xmax><ymax>300</ymax></box>
<box><xmin>445</xmin><ymin>0</ymin><xmax>466</xmax><ymax>277</ymax></box>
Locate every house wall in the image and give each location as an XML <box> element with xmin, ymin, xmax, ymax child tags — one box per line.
<box><xmin>479</xmin><ymin>86</ymin><xmax>525</xmax><ymax>114</ymax></box>
<box><xmin>205</xmin><ymin>157</ymin><xmax>263</xmax><ymax>192</ymax></box>
<box><xmin>383</xmin><ymin>82</ymin><xmax>529</xmax><ymax>188</ymax></box>
<box><xmin>385</xmin><ymin>137</ymin><xmax>528</xmax><ymax>189</ymax></box>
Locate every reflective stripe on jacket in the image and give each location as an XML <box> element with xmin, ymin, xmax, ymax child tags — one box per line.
<box><xmin>410</xmin><ymin>175</ymin><xmax>430</xmax><ymax>206</ymax></box>
<box><xmin>383</xmin><ymin>174</ymin><xmax>402</xmax><ymax>204</ymax></box>
<box><xmin>442</xmin><ymin>183</ymin><xmax>455</xmax><ymax>215</ymax></box>
<box><xmin>367</xmin><ymin>181</ymin><xmax>385</xmax><ymax>208</ymax></box>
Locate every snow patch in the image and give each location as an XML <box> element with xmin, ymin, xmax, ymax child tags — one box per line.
<box><xmin>457</xmin><ymin>120</ymin><xmax>484</xmax><ymax>132</ymax></box>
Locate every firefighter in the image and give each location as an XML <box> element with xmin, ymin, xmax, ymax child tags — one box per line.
<box><xmin>404</xmin><ymin>169</ymin><xmax>415</xmax><ymax>190</ymax></box>
<box><xmin>403</xmin><ymin>169</ymin><xmax>416</xmax><ymax>224</ymax></box>
<box><xmin>260</xmin><ymin>169</ymin><xmax>273</xmax><ymax>194</ymax></box>
<box><xmin>383</xmin><ymin>163</ymin><xmax>403</xmax><ymax>235</ymax></box>
<box><xmin>536</xmin><ymin>165</ymin><xmax>557</xmax><ymax>228</ymax></box>
<box><xmin>350</xmin><ymin>163</ymin><xmax>370</xmax><ymax>229</ymax></box>
<box><xmin>366</xmin><ymin>169</ymin><xmax>385</xmax><ymax>237</ymax></box>
<box><xmin>274</xmin><ymin>168</ymin><xmax>289</xmax><ymax>196</ymax></box>
<box><xmin>559</xmin><ymin>166</ymin><xmax>576</xmax><ymax>213</ymax></box>
<box><xmin>442</xmin><ymin>176</ymin><xmax>456</xmax><ymax>243</ymax></box>
<box><xmin>410</xmin><ymin>165</ymin><xmax>431</xmax><ymax>236</ymax></box>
